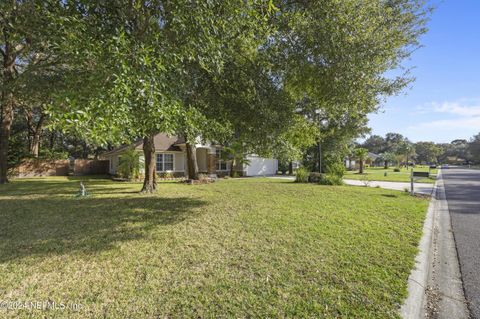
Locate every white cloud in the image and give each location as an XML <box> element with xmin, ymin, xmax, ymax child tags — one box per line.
<box><xmin>409</xmin><ymin>116</ymin><xmax>480</xmax><ymax>130</ymax></box>
<box><xmin>403</xmin><ymin>116</ymin><xmax>480</xmax><ymax>143</ymax></box>
<box><xmin>407</xmin><ymin>98</ymin><xmax>480</xmax><ymax>131</ymax></box>
<box><xmin>419</xmin><ymin>98</ymin><xmax>480</xmax><ymax>116</ymax></box>
<box><xmin>434</xmin><ymin>102</ymin><xmax>480</xmax><ymax>116</ymax></box>
<box><xmin>372</xmin><ymin>98</ymin><xmax>480</xmax><ymax>142</ymax></box>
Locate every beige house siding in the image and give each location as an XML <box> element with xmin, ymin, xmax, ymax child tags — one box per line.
<box><xmin>174</xmin><ymin>152</ymin><xmax>185</xmax><ymax>172</ymax></box>
<box><xmin>109</xmin><ymin>155</ymin><xmax>120</xmax><ymax>175</ymax></box>
<box><xmin>196</xmin><ymin>148</ymin><xmax>208</xmax><ymax>172</ymax></box>
<box><xmin>109</xmin><ymin>151</ymin><xmax>185</xmax><ymax>175</ymax></box>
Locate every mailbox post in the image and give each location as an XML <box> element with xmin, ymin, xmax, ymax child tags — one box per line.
<box><xmin>410</xmin><ymin>169</ymin><xmax>414</xmax><ymax>195</ymax></box>
<box><xmin>411</xmin><ymin>170</ymin><xmax>430</xmax><ymax>196</ymax></box>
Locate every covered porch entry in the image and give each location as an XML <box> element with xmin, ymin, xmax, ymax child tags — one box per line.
<box><xmin>185</xmin><ymin>146</ymin><xmax>229</xmax><ymax>177</ymax></box>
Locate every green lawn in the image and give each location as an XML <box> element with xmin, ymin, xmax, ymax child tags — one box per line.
<box><xmin>0</xmin><ymin>177</ymin><xmax>428</xmax><ymax>318</ymax></box>
<box><xmin>345</xmin><ymin>166</ymin><xmax>438</xmax><ymax>184</ymax></box>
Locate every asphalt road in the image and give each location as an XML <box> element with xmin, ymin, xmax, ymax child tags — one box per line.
<box><xmin>443</xmin><ymin>168</ymin><xmax>480</xmax><ymax>318</ymax></box>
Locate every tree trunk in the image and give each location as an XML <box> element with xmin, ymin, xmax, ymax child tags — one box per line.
<box><xmin>230</xmin><ymin>158</ymin><xmax>236</xmax><ymax>177</ymax></box>
<box><xmin>141</xmin><ymin>135</ymin><xmax>157</xmax><ymax>193</ymax></box>
<box><xmin>31</xmin><ymin>116</ymin><xmax>44</xmax><ymax>158</ymax></box>
<box><xmin>82</xmin><ymin>141</ymin><xmax>89</xmax><ymax>159</ymax></box>
<box><xmin>186</xmin><ymin>142</ymin><xmax>199</xmax><ymax>180</ymax></box>
<box><xmin>29</xmin><ymin>131</ymin><xmax>41</xmax><ymax>157</ymax></box>
<box><xmin>288</xmin><ymin>161</ymin><xmax>293</xmax><ymax>175</ymax></box>
<box><xmin>384</xmin><ymin>160</ymin><xmax>388</xmax><ymax>169</ymax></box>
<box><xmin>0</xmin><ymin>93</ymin><xmax>14</xmax><ymax>184</ymax></box>
<box><xmin>25</xmin><ymin>109</ymin><xmax>45</xmax><ymax>158</ymax></box>
<box><xmin>359</xmin><ymin>160</ymin><xmax>364</xmax><ymax>174</ymax></box>
<box><xmin>49</xmin><ymin>130</ymin><xmax>56</xmax><ymax>149</ymax></box>
<box><xmin>317</xmin><ymin>141</ymin><xmax>322</xmax><ymax>173</ymax></box>
<box><xmin>93</xmin><ymin>147</ymin><xmax>100</xmax><ymax>160</ymax></box>
<box><xmin>0</xmin><ymin>53</ymin><xmax>16</xmax><ymax>184</ymax></box>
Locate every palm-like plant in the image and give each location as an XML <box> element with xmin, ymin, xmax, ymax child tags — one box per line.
<box><xmin>379</xmin><ymin>152</ymin><xmax>397</xmax><ymax>169</ymax></box>
<box><xmin>354</xmin><ymin>147</ymin><xmax>369</xmax><ymax>174</ymax></box>
<box><xmin>221</xmin><ymin>143</ymin><xmax>251</xmax><ymax>177</ymax></box>
<box><xmin>118</xmin><ymin>148</ymin><xmax>143</xmax><ymax>180</ymax></box>
<box><xmin>396</xmin><ymin>142</ymin><xmax>416</xmax><ymax>167</ymax></box>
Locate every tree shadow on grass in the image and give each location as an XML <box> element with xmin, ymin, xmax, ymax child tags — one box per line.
<box><xmin>0</xmin><ymin>178</ymin><xmax>101</xmax><ymax>197</ymax></box>
<box><xmin>0</xmin><ymin>181</ymin><xmax>76</xmax><ymax>197</ymax></box>
<box><xmin>0</xmin><ymin>196</ymin><xmax>205</xmax><ymax>263</ymax></box>
<box><xmin>0</xmin><ymin>178</ymin><xmax>186</xmax><ymax>197</ymax></box>
<box><xmin>380</xmin><ymin>194</ymin><xmax>398</xmax><ymax>198</ymax></box>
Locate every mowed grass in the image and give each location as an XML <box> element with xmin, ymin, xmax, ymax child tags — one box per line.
<box><xmin>0</xmin><ymin>177</ymin><xmax>428</xmax><ymax>318</ymax></box>
<box><xmin>345</xmin><ymin>166</ymin><xmax>438</xmax><ymax>184</ymax></box>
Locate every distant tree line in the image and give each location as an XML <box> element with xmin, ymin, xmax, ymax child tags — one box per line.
<box><xmin>360</xmin><ymin>132</ymin><xmax>480</xmax><ymax>166</ymax></box>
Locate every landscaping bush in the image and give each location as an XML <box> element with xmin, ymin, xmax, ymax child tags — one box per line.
<box><xmin>198</xmin><ymin>173</ymin><xmax>209</xmax><ymax>180</ymax></box>
<box><xmin>308</xmin><ymin>172</ymin><xmax>322</xmax><ymax>183</ymax></box>
<box><xmin>393</xmin><ymin>167</ymin><xmax>401</xmax><ymax>172</ymax></box>
<box><xmin>319</xmin><ymin>174</ymin><xmax>344</xmax><ymax>185</ymax></box>
<box><xmin>6</xmin><ymin>168</ymin><xmax>17</xmax><ymax>180</ymax></box>
<box><xmin>295</xmin><ymin>167</ymin><xmax>309</xmax><ymax>183</ymax></box>
<box><xmin>326</xmin><ymin>162</ymin><xmax>346</xmax><ymax>178</ymax></box>
<box><xmin>359</xmin><ymin>174</ymin><xmax>371</xmax><ymax>187</ymax></box>
<box><xmin>158</xmin><ymin>172</ymin><xmax>174</xmax><ymax>179</ymax></box>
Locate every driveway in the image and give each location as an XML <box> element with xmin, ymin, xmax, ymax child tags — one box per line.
<box><xmin>442</xmin><ymin>168</ymin><xmax>480</xmax><ymax>318</ymax></box>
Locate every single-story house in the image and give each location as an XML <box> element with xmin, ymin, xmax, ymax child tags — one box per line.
<box><xmin>345</xmin><ymin>152</ymin><xmax>381</xmax><ymax>170</ymax></box>
<box><xmin>366</xmin><ymin>152</ymin><xmax>382</xmax><ymax>166</ymax></box>
<box><xmin>101</xmin><ymin>133</ymin><xmax>278</xmax><ymax>177</ymax></box>
<box><xmin>445</xmin><ymin>156</ymin><xmax>467</xmax><ymax>165</ymax></box>
<box><xmin>344</xmin><ymin>158</ymin><xmax>356</xmax><ymax>170</ymax></box>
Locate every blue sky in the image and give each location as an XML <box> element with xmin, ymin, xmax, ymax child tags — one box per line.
<box><xmin>367</xmin><ymin>0</ymin><xmax>480</xmax><ymax>143</ymax></box>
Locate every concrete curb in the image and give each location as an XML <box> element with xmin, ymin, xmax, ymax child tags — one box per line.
<box><xmin>425</xmin><ymin>170</ymin><xmax>469</xmax><ymax>318</ymax></box>
<box><xmin>399</xmin><ymin>171</ymin><xmax>439</xmax><ymax>319</ymax></box>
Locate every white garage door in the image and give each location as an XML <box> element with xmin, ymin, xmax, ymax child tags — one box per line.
<box><xmin>245</xmin><ymin>156</ymin><xmax>278</xmax><ymax>176</ymax></box>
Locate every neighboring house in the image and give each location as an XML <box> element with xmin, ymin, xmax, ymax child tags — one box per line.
<box><xmin>344</xmin><ymin>157</ymin><xmax>356</xmax><ymax>170</ymax></box>
<box><xmin>291</xmin><ymin>161</ymin><xmax>301</xmax><ymax>170</ymax></box>
<box><xmin>446</xmin><ymin>156</ymin><xmax>467</xmax><ymax>165</ymax></box>
<box><xmin>366</xmin><ymin>152</ymin><xmax>381</xmax><ymax>166</ymax></box>
<box><xmin>100</xmin><ymin>133</ymin><xmax>278</xmax><ymax>177</ymax></box>
<box><xmin>345</xmin><ymin>152</ymin><xmax>380</xmax><ymax>170</ymax></box>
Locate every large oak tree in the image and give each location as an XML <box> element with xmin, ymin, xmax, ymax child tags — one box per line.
<box><xmin>45</xmin><ymin>0</ymin><xmax>429</xmax><ymax>192</ymax></box>
<box><xmin>0</xmin><ymin>0</ymin><xmax>69</xmax><ymax>183</ymax></box>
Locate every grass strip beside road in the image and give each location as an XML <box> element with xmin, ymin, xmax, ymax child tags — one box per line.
<box><xmin>345</xmin><ymin>166</ymin><xmax>437</xmax><ymax>184</ymax></box>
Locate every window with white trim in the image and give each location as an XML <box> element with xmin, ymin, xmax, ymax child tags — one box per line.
<box><xmin>216</xmin><ymin>149</ymin><xmax>228</xmax><ymax>171</ymax></box>
<box><xmin>156</xmin><ymin>153</ymin><xmax>174</xmax><ymax>172</ymax></box>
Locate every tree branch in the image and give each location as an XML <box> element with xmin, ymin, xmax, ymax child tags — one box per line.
<box><xmin>36</xmin><ymin>112</ymin><xmax>46</xmax><ymax>133</ymax></box>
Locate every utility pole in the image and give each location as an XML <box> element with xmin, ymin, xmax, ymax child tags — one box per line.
<box><xmin>315</xmin><ymin>109</ymin><xmax>323</xmax><ymax>173</ymax></box>
<box><xmin>317</xmin><ymin>140</ymin><xmax>322</xmax><ymax>173</ymax></box>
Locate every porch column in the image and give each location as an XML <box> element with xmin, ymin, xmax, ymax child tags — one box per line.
<box><xmin>207</xmin><ymin>147</ymin><xmax>217</xmax><ymax>176</ymax></box>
